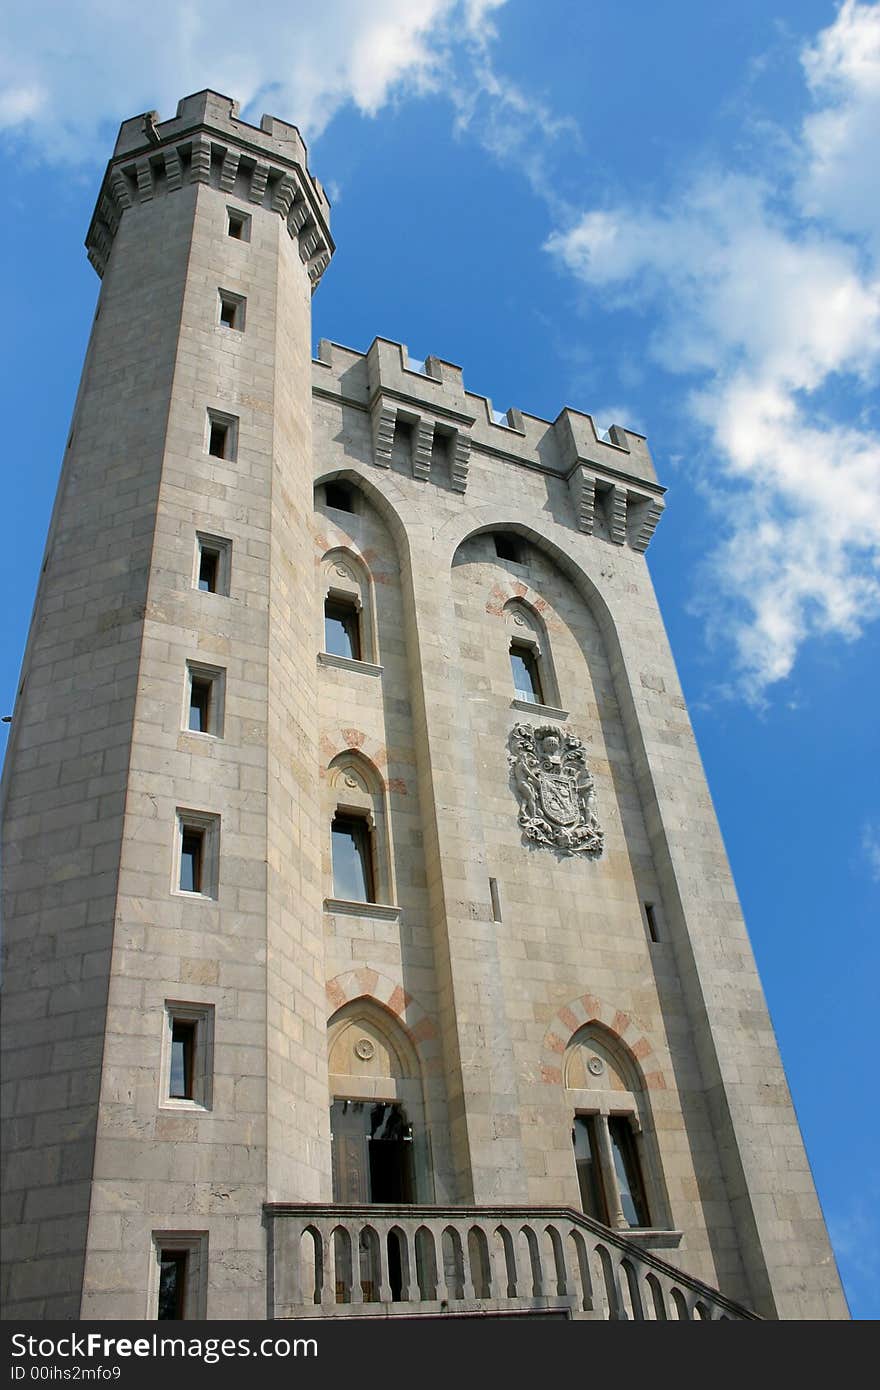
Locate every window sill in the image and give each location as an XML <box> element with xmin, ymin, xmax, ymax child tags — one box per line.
<box><xmin>318</xmin><ymin>652</ymin><xmax>383</xmax><ymax>678</ymax></box>
<box><xmin>323</xmin><ymin>897</ymin><xmax>400</xmax><ymax>922</ymax></box>
<box><xmin>160</xmin><ymin>1099</ymin><xmax>211</xmax><ymax>1114</ymax></box>
<box><xmin>171</xmin><ymin>889</ymin><xmax>218</xmax><ymax>903</ymax></box>
<box><xmin>510</xmin><ymin>697</ymin><xmax>570</xmax><ymax>720</ymax></box>
<box><xmin>619</xmin><ymin>1228</ymin><xmax>683</xmax><ymax>1251</ymax></box>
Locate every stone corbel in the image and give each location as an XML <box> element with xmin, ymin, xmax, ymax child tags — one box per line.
<box><xmin>450</xmin><ymin>429</ymin><xmax>470</xmax><ymax>493</ymax></box>
<box><xmin>629</xmin><ymin>496</ymin><xmax>665</xmax><ymax>553</ymax></box>
<box><xmin>412</xmin><ymin>417</ymin><xmax>435</xmax><ymax>481</ymax></box>
<box><xmin>370</xmin><ymin>398</ymin><xmax>397</xmax><ymax>467</ymax></box>
<box><xmin>568</xmin><ymin>466</ymin><xmax>597</xmax><ymax>535</ymax></box>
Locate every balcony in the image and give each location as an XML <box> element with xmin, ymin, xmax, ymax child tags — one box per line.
<box><xmin>265</xmin><ymin>1204</ymin><xmax>757</xmax><ymax>1320</ymax></box>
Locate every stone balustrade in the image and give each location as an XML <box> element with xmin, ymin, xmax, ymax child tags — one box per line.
<box><xmin>265</xmin><ymin>1204</ymin><xmax>758</xmax><ymax>1320</ymax></box>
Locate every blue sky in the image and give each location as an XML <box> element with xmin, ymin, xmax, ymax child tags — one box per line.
<box><xmin>1</xmin><ymin>0</ymin><xmax>878</xmax><ymax>1318</ymax></box>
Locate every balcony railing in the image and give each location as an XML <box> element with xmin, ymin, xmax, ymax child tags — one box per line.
<box><xmin>265</xmin><ymin>1204</ymin><xmax>757</xmax><ymax>1320</ymax></box>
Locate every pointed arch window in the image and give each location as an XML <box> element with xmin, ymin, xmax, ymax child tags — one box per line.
<box><xmin>503</xmin><ymin>599</ymin><xmax>561</xmax><ymax>710</ymax></box>
<box><xmin>564</xmin><ymin>1024</ymin><xmax>669</xmax><ymax>1232</ymax></box>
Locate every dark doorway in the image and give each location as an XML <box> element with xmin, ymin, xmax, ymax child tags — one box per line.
<box><xmin>330</xmin><ymin>1100</ymin><xmax>414</xmax><ymax>1204</ymax></box>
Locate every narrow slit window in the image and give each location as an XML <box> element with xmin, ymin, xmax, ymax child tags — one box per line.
<box><xmin>510</xmin><ymin>642</ymin><xmax>544</xmax><ymax>704</ymax></box>
<box><xmin>324</xmin><ymin>597</ymin><xmax>361</xmax><ymax>661</ymax></box>
<box><xmin>331</xmin><ymin>814</ymin><xmax>375</xmax><ymax>903</ymax></box>
<box><xmin>198</xmin><ymin>548</ymin><xmax>218</xmax><ymax>592</ymax></box>
<box><xmin>170</xmin><ymin>1020</ymin><xmax>196</xmax><ymax>1099</ymax></box>
<box><xmin>209</xmin><ymin>419</ymin><xmax>228</xmax><ymax>458</ymax></box>
<box><xmin>180</xmin><ymin>829</ymin><xmax>203</xmax><ymax>893</ymax></box>
<box><xmin>189</xmin><ymin>678</ymin><xmax>211</xmax><ymax>732</ymax></box>
<box><xmin>645</xmin><ymin>902</ymin><xmax>659</xmax><ymax>942</ymax></box>
<box><xmin>218</xmin><ymin>291</ymin><xmax>245</xmax><ymax>331</ymax></box>
<box><xmin>195</xmin><ymin>534</ymin><xmax>231</xmax><ymax>596</ymax></box>
<box><xmin>226</xmin><ymin>208</ymin><xmax>251</xmax><ymax>241</ymax></box>
<box><xmin>158</xmin><ymin>1250</ymin><xmax>188</xmax><ymax>1319</ymax></box>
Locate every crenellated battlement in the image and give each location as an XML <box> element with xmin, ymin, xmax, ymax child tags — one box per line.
<box><xmin>86</xmin><ymin>88</ymin><xmax>334</xmax><ymax>287</ymax></box>
<box><xmin>313</xmin><ymin>336</ymin><xmax>665</xmax><ymax>552</ymax></box>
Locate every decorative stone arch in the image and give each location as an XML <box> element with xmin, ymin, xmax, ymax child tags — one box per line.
<box><xmin>314</xmin><ymin>466</ymin><xmax>427</xmax><ymax>566</ymax></box>
<box><xmin>325</xmin><ymin>968</ymin><xmax>440</xmax><ymax>1070</ymax></box>
<box><xmin>540</xmin><ymin>991</ymin><xmax>668</xmax><ymax>1093</ymax></box>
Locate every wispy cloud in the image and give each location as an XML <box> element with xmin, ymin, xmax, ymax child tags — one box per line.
<box><xmin>862</xmin><ymin>821</ymin><xmax>880</xmax><ymax>881</ymax></box>
<box><xmin>0</xmin><ymin>0</ymin><xmax>508</xmax><ymax>162</ymax></box>
<box><xmin>827</xmin><ymin>1184</ymin><xmax>880</xmax><ymax>1319</ymax></box>
<box><xmin>545</xmin><ymin>1</ymin><xmax>880</xmax><ymax>703</ymax></box>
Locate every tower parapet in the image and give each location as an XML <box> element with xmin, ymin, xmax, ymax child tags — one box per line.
<box><xmin>87</xmin><ymin>89</ymin><xmax>334</xmax><ymax>287</ymax></box>
<box><xmin>314</xmin><ymin>336</ymin><xmax>666</xmax><ymax>550</ymax></box>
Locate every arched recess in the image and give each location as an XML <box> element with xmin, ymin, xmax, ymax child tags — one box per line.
<box><xmin>325</xmin><ymin>749</ymin><xmax>395</xmax><ymax>907</ymax></box>
<box><xmin>503</xmin><ymin>596</ymin><xmax>561</xmax><ymax>709</ymax></box>
<box><xmin>326</xmin><ymin>977</ymin><xmax>439</xmax><ymax>1203</ymax></box>
<box><xmin>541</xmin><ymin>994</ymin><xmax>673</xmax><ymax>1233</ymax></box>
<box><xmin>320</xmin><ymin>546</ymin><xmax>378</xmax><ymax>664</ymax></box>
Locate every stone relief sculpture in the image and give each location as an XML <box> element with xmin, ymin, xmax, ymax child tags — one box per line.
<box><xmin>508</xmin><ymin>722</ymin><xmax>604</xmax><ymax>856</ymax></box>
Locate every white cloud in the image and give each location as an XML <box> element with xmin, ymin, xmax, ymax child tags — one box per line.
<box><xmin>0</xmin><ymin>1</ymin><xmax>506</xmax><ymax>161</ymax></box>
<box><xmin>545</xmin><ymin>4</ymin><xmax>880</xmax><ymax>702</ymax></box>
<box><xmin>799</xmin><ymin>0</ymin><xmax>880</xmax><ymax>250</ymax></box>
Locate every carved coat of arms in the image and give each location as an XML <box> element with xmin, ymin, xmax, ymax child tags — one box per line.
<box><xmin>508</xmin><ymin>723</ymin><xmax>604</xmax><ymax>857</ymax></box>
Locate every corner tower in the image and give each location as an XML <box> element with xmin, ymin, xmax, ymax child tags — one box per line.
<box><xmin>1</xmin><ymin>91</ymin><xmax>333</xmax><ymax>1318</ymax></box>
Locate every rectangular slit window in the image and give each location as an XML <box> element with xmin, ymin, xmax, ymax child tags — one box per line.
<box><xmin>198</xmin><ymin>549</ymin><xmax>218</xmax><ymax>592</ymax></box>
<box><xmin>206</xmin><ymin>410</ymin><xmax>237</xmax><ymax>461</ymax></box>
<box><xmin>195</xmin><ymin>534</ymin><xmax>231</xmax><ymax>596</ymax></box>
<box><xmin>218</xmin><ymin>291</ymin><xmax>245</xmax><ymax>331</ymax></box>
<box><xmin>158</xmin><ymin>1250</ymin><xmax>188</xmax><ymax>1319</ymax></box>
<box><xmin>170</xmin><ymin>1021</ymin><xmax>195</xmax><ymax>1099</ymax></box>
<box><xmin>226</xmin><ymin>208</ymin><xmax>251</xmax><ymax>241</ymax></box>
<box><xmin>180</xmin><ymin>830</ymin><xmax>203</xmax><ymax>893</ymax></box>
<box><xmin>185</xmin><ymin>664</ymin><xmax>225</xmax><ymax>738</ymax></box>
<box><xmin>189</xmin><ymin>678</ymin><xmax>211</xmax><ymax>732</ymax></box>
<box><xmin>489</xmin><ymin>877</ymin><xmax>502</xmax><ymax>923</ymax></box>
<box><xmin>209</xmin><ymin>420</ymin><xmax>228</xmax><ymax>458</ymax></box>
<box><xmin>645</xmin><ymin>902</ymin><xmax>659</xmax><ymax>942</ymax></box>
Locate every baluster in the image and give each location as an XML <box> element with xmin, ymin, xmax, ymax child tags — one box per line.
<box><xmin>458</xmin><ymin>1224</ymin><xmax>477</xmax><ymax>1301</ymax></box>
<box><xmin>375</xmin><ymin>1220</ymin><xmax>393</xmax><ymax>1303</ymax></box>
<box><xmin>432</xmin><ymin>1222</ymin><xmax>450</xmax><ymax>1304</ymax></box>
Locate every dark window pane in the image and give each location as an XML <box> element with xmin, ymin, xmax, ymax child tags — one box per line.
<box><xmin>510</xmin><ymin>645</ymin><xmax>543</xmax><ymax>703</ymax></box>
<box><xmin>209</xmin><ymin>422</ymin><xmax>227</xmax><ymax>458</ymax></box>
<box><xmin>189</xmin><ymin>680</ymin><xmax>210</xmax><ymax>732</ymax></box>
<box><xmin>325</xmin><ymin>483</ymin><xmax>354</xmax><ymax>512</ymax></box>
<box><xmin>170</xmin><ymin>1021</ymin><xmax>195</xmax><ymax>1099</ymax></box>
<box><xmin>324</xmin><ymin>600</ymin><xmax>361</xmax><ymax>660</ymax></box>
<box><xmin>219</xmin><ymin>298</ymin><xmax>236</xmax><ymax>328</ymax></box>
<box><xmin>494</xmin><ymin>533</ymin><xmax>524</xmax><ymax>563</ymax></box>
<box><xmin>573</xmin><ymin>1115</ymin><xmax>607</xmax><ymax>1222</ymax></box>
<box><xmin>609</xmin><ymin>1116</ymin><xmax>650</xmax><ymax>1227</ymax></box>
<box><xmin>331</xmin><ymin>817</ymin><xmax>374</xmax><ymax>901</ymax></box>
<box><xmin>198</xmin><ymin>550</ymin><xmax>218</xmax><ymax>592</ymax></box>
<box><xmin>180</xmin><ymin>830</ymin><xmax>202</xmax><ymax>893</ymax></box>
<box><xmin>158</xmin><ymin>1251</ymin><xmax>187</xmax><ymax>1319</ymax></box>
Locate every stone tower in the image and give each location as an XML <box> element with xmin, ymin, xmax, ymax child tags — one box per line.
<box><xmin>0</xmin><ymin>92</ymin><xmax>847</xmax><ymax>1322</ymax></box>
